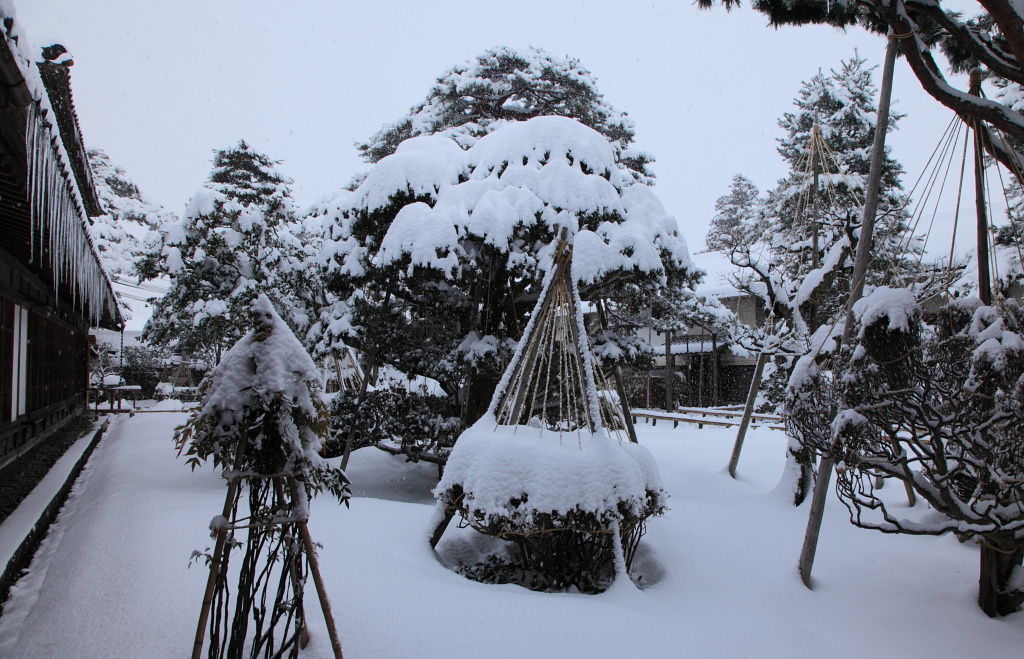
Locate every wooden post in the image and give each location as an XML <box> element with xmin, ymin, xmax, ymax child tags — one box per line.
<box><xmin>711</xmin><ymin>333</ymin><xmax>720</xmax><ymax>407</ymax></box>
<box><xmin>288</xmin><ymin>478</ymin><xmax>344</xmax><ymax>659</ymax></box>
<box><xmin>664</xmin><ymin>330</ymin><xmax>674</xmax><ymax>412</ymax></box>
<box><xmin>797</xmin><ymin>32</ymin><xmax>899</xmax><ymax>587</ymax></box>
<box><xmin>192</xmin><ymin>432</ymin><xmax>249</xmax><ymax>659</ymax></box>
<box><xmin>727</xmin><ymin>350</ymin><xmax>769</xmax><ymax>478</ymax></box>
<box><xmin>970</xmin><ymin>69</ymin><xmax>993</xmax><ymax>305</ymax></box>
<box><xmin>798</xmin><ymin>454</ymin><xmax>834</xmax><ymax>587</ymax></box>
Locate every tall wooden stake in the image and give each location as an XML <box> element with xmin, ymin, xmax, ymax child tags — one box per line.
<box><xmin>664</xmin><ymin>330</ymin><xmax>674</xmax><ymax>411</ymax></box>
<box><xmin>798</xmin><ymin>32</ymin><xmax>898</xmax><ymax>588</ymax></box>
<box><xmin>728</xmin><ymin>350</ymin><xmax>769</xmax><ymax>478</ymax></box>
<box><xmin>192</xmin><ymin>432</ymin><xmax>249</xmax><ymax>659</ymax></box>
<box><xmin>287</xmin><ymin>478</ymin><xmax>345</xmax><ymax>659</ymax></box>
<box><xmin>970</xmin><ymin>69</ymin><xmax>993</xmax><ymax>305</ymax></box>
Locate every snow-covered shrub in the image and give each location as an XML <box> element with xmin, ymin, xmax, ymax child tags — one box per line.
<box><xmin>176</xmin><ymin>293</ymin><xmax>346</xmax><ymax>499</ymax></box>
<box><xmin>326</xmin><ymin>389</ymin><xmax>460</xmax><ymax>461</ymax></box>
<box><xmin>435</xmin><ymin>418</ymin><xmax>665</xmax><ymax>592</ymax></box>
<box><xmin>818</xmin><ymin>290</ymin><xmax>1024</xmax><ymax>617</ymax></box>
<box><xmin>433</xmin><ymin>237</ymin><xmax>666</xmax><ymax>593</ymax></box>
<box><xmin>119</xmin><ymin>344</ymin><xmax>166</xmax><ymax>399</ymax></box>
<box><xmin>176</xmin><ymin>294</ymin><xmax>348</xmax><ymax>657</ymax></box>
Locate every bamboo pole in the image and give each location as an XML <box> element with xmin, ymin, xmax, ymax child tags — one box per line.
<box><xmin>970</xmin><ymin>69</ymin><xmax>993</xmax><ymax>306</ymax></box>
<box><xmin>288</xmin><ymin>478</ymin><xmax>344</xmax><ymax>659</ymax></box>
<box><xmin>192</xmin><ymin>431</ymin><xmax>249</xmax><ymax>659</ymax></box>
<box><xmin>798</xmin><ymin>31</ymin><xmax>898</xmax><ymax>588</ymax></box>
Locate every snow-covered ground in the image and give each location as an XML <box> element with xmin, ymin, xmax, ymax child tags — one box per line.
<box><xmin>2</xmin><ymin>412</ymin><xmax>1023</xmax><ymax>658</ymax></box>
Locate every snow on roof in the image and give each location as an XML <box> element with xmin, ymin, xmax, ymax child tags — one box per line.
<box><xmin>1</xmin><ymin>3</ymin><xmax>121</xmax><ymax>327</ymax></box>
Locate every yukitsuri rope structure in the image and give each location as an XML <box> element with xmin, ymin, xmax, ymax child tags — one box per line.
<box><xmin>432</xmin><ymin>230</ymin><xmax>664</xmax><ymax>593</ymax></box>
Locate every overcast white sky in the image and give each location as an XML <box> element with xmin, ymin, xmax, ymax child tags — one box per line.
<box><xmin>22</xmin><ymin>0</ymin><xmax>978</xmax><ymax>286</ymax></box>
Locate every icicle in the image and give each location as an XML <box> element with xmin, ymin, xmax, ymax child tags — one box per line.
<box><xmin>24</xmin><ymin>99</ymin><xmax>117</xmax><ymax>327</ymax></box>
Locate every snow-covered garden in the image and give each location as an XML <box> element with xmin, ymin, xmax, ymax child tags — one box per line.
<box><xmin>4</xmin><ymin>409</ymin><xmax>1024</xmax><ymax>658</ymax></box>
<box><xmin>8</xmin><ymin>1</ymin><xmax>1024</xmax><ymax>655</ymax></box>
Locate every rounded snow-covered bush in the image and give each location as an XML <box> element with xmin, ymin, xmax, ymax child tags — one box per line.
<box><xmin>435</xmin><ymin>416</ymin><xmax>664</xmax><ymax>592</ymax></box>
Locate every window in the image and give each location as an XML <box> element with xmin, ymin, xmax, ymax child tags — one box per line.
<box><xmin>11</xmin><ymin>304</ymin><xmax>28</xmax><ymax>419</ymax></box>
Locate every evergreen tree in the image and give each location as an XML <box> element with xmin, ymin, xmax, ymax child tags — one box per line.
<box><xmin>768</xmin><ymin>54</ymin><xmax>911</xmax><ymax>288</ymax></box>
<box><xmin>312</xmin><ymin>117</ymin><xmax>697</xmax><ymax>462</ymax></box>
<box><xmin>357</xmin><ymin>46</ymin><xmax>655</xmax><ymax>184</ymax></box>
<box><xmin>715</xmin><ymin>55</ymin><xmax>914</xmax><ymax>344</ymax></box>
<box><xmin>87</xmin><ymin>148</ymin><xmax>175</xmax><ymax>280</ymax></box>
<box><xmin>144</xmin><ymin>141</ymin><xmax>307</xmax><ymax>362</ymax></box>
<box><xmin>705</xmin><ymin>174</ymin><xmax>762</xmax><ymax>254</ymax></box>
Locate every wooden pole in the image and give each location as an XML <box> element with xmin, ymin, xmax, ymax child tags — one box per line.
<box><xmin>798</xmin><ymin>32</ymin><xmax>898</xmax><ymax>588</ymax></box>
<box><xmin>970</xmin><ymin>69</ymin><xmax>993</xmax><ymax>305</ymax></box>
<box><xmin>664</xmin><ymin>330</ymin><xmax>674</xmax><ymax>411</ymax></box>
<box><xmin>506</xmin><ymin>234</ymin><xmax>572</xmax><ymax>424</ymax></box>
<box><xmin>810</xmin><ymin>119</ymin><xmax>822</xmax><ymax>332</ymax></box>
<box><xmin>192</xmin><ymin>431</ymin><xmax>249</xmax><ymax>659</ymax></box>
<box><xmin>288</xmin><ymin>478</ymin><xmax>344</xmax><ymax>659</ymax></box>
<box><xmin>727</xmin><ymin>350</ymin><xmax>769</xmax><ymax>478</ymax></box>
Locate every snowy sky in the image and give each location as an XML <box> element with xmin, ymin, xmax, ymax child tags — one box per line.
<box><xmin>22</xmin><ymin>0</ymin><xmax>974</xmax><ymax>286</ymax></box>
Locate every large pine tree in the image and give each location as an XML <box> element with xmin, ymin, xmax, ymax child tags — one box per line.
<box><xmin>313</xmin><ymin>116</ymin><xmax>696</xmax><ymax>461</ymax></box>
<box><xmin>144</xmin><ymin>141</ymin><xmax>308</xmax><ymax>361</ymax></box>
<box><xmin>712</xmin><ymin>55</ymin><xmax>914</xmax><ymax>340</ymax></box>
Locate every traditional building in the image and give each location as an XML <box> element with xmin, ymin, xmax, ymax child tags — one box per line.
<box><xmin>641</xmin><ymin>290</ymin><xmax>763</xmax><ymax>409</ymax></box>
<box><xmin>0</xmin><ymin>15</ymin><xmax>121</xmax><ymax>470</ymax></box>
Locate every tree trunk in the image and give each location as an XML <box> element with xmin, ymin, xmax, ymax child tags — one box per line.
<box><xmin>978</xmin><ymin>534</ymin><xmax>1024</xmax><ymax>617</ymax></box>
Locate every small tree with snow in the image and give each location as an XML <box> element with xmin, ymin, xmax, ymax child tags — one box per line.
<box><xmin>176</xmin><ymin>294</ymin><xmax>347</xmax><ymax>658</ymax></box>
<box><xmin>705</xmin><ymin>174</ymin><xmax>763</xmax><ymax>254</ymax></box>
<box><xmin>145</xmin><ymin>141</ymin><xmax>310</xmax><ymax>363</ymax></box>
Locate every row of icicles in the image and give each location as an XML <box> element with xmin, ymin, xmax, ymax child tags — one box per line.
<box><xmin>27</xmin><ymin>101</ymin><xmax>118</xmax><ymax>326</ymax></box>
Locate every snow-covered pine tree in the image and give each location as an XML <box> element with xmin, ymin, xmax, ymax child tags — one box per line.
<box><xmin>87</xmin><ymin>148</ymin><xmax>175</xmax><ymax>280</ymax></box>
<box><xmin>768</xmin><ymin>54</ymin><xmax>912</xmax><ymax>298</ymax></box>
<box><xmin>144</xmin><ymin>141</ymin><xmax>310</xmax><ymax>362</ymax></box>
<box><xmin>705</xmin><ymin>174</ymin><xmax>764</xmax><ymax>254</ymax></box>
<box><xmin>712</xmin><ymin>55</ymin><xmax>916</xmax><ymax>413</ymax></box>
<box><xmin>357</xmin><ymin>45</ymin><xmax>655</xmax><ymax>184</ymax></box>
<box><xmin>313</xmin><ymin>116</ymin><xmax>696</xmax><ymax>463</ymax></box>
